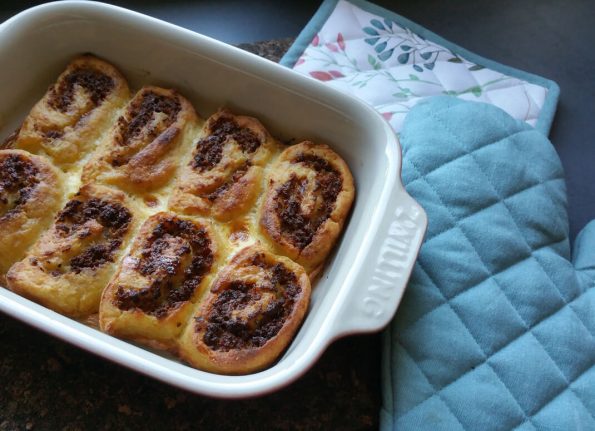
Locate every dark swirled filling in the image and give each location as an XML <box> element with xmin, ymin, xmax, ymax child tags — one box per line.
<box><xmin>191</xmin><ymin>115</ymin><xmax>261</xmax><ymax>171</ymax></box>
<box><xmin>54</xmin><ymin>197</ymin><xmax>132</xmax><ymax>273</ymax></box>
<box><xmin>0</xmin><ymin>154</ymin><xmax>40</xmax><ymax>221</ymax></box>
<box><xmin>203</xmin><ymin>163</ymin><xmax>251</xmax><ymax>202</ymax></box>
<box><xmin>110</xmin><ymin>91</ymin><xmax>182</xmax><ymax>166</ymax></box>
<box><xmin>115</xmin><ymin>217</ymin><xmax>214</xmax><ymax>318</ymax></box>
<box><xmin>274</xmin><ymin>154</ymin><xmax>342</xmax><ymax>249</ymax></box>
<box><xmin>199</xmin><ymin>253</ymin><xmax>301</xmax><ymax>351</ymax></box>
<box><xmin>117</xmin><ymin>91</ymin><xmax>182</xmax><ymax>145</ymax></box>
<box><xmin>47</xmin><ymin>67</ymin><xmax>115</xmax><ymax>112</ymax></box>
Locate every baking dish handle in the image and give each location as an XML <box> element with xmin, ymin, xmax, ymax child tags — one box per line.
<box><xmin>329</xmin><ymin>190</ymin><xmax>427</xmax><ymax>340</ymax></box>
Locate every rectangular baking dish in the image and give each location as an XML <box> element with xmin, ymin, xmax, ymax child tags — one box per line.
<box><xmin>0</xmin><ymin>1</ymin><xmax>427</xmax><ymax>398</ymax></box>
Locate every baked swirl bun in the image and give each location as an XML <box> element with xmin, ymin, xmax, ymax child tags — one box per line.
<box><xmin>0</xmin><ymin>54</ymin><xmax>356</xmax><ymax>375</ymax></box>
<box><xmin>11</xmin><ymin>55</ymin><xmax>129</xmax><ymax>168</ymax></box>
<box><xmin>259</xmin><ymin>141</ymin><xmax>355</xmax><ymax>273</ymax></box>
<box><xmin>178</xmin><ymin>245</ymin><xmax>310</xmax><ymax>375</ymax></box>
<box><xmin>82</xmin><ymin>86</ymin><xmax>198</xmax><ymax>194</ymax></box>
<box><xmin>0</xmin><ymin>150</ymin><xmax>64</xmax><ymax>280</ymax></box>
<box><xmin>168</xmin><ymin>109</ymin><xmax>278</xmax><ymax>221</ymax></box>
<box><xmin>100</xmin><ymin>212</ymin><xmax>222</xmax><ymax>348</ymax></box>
<box><xmin>6</xmin><ymin>184</ymin><xmax>141</xmax><ymax>317</ymax></box>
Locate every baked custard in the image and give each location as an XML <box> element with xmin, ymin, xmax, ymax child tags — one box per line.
<box><xmin>1</xmin><ymin>55</ymin><xmax>355</xmax><ymax>374</ymax></box>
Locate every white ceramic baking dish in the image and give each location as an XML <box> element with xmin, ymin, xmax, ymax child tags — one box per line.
<box><xmin>0</xmin><ymin>1</ymin><xmax>427</xmax><ymax>398</ymax></box>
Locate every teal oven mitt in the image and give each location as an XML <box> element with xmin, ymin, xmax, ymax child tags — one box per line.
<box><xmin>382</xmin><ymin>96</ymin><xmax>595</xmax><ymax>430</ymax></box>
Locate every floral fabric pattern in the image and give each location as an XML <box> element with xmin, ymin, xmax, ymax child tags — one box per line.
<box><xmin>291</xmin><ymin>0</ymin><xmax>548</xmax><ymax>133</ymax></box>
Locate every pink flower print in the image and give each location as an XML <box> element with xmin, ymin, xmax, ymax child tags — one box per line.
<box><xmin>337</xmin><ymin>33</ymin><xmax>346</xmax><ymax>51</ymax></box>
<box><xmin>312</xmin><ymin>34</ymin><xmax>320</xmax><ymax>47</ymax></box>
<box><xmin>309</xmin><ymin>71</ymin><xmax>334</xmax><ymax>81</ymax></box>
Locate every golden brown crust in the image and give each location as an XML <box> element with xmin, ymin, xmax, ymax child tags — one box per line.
<box><xmin>6</xmin><ymin>184</ymin><xmax>142</xmax><ymax>317</ymax></box>
<box><xmin>82</xmin><ymin>86</ymin><xmax>199</xmax><ymax>194</ymax></box>
<box><xmin>0</xmin><ymin>53</ymin><xmax>356</xmax><ymax>376</ymax></box>
<box><xmin>0</xmin><ymin>150</ymin><xmax>65</xmax><ymax>277</ymax></box>
<box><xmin>168</xmin><ymin>109</ymin><xmax>278</xmax><ymax>221</ymax></box>
<box><xmin>99</xmin><ymin>212</ymin><xmax>224</xmax><ymax>348</ymax></box>
<box><xmin>12</xmin><ymin>55</ymin><xmax>130</xmax><ymax>168</ymax></box>
<box><xmin>258</xmin><ymin>141</ymin><xmax>355</xmax><ymax>273</ymax></box>
<box><xmin>177</xmin><ymin>245</ymin><xmax>310</xmax><ymax>375</ymax></box>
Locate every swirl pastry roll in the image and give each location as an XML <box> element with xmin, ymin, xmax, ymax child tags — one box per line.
<box><xmin>169</xmin><ymin>109</ymin><xmax>278</xmax><ymax>221</ymax></box>
<box><xmin>12</xmin><ymin>55</ymin><xmax>129</xmax><ymax>168</ymax></box>
<box><xmin>7</xmin><ymin>184</ymin><xmax>141</xmax><ymax>317</ymax></box>
<box><xmin>100</xmin><ymin>212</ymin><xmax>222</xmax><ymax>348</ymax></box>
<box><xmin>82</xmin><ymin>86</ymin><xmax>198</xmax><ymax>194</ymax></box>
<box><xmin>178</xmin><ymin>245</ymin><xmax>310</xmax><ymax>375</ymax></box>
<box><xmin>259</xmin><ymin>141</ymin><xmax>355</xmax><ymax>273</ymax></box>
<box><xmin>0</xmin><ymin>150</ymin><xmax>64</xmax><ymax>280</ymax></box>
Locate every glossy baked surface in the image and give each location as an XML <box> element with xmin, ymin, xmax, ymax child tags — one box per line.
<box><xmin>178</xmin><ymin>244</ymin><xmax>310</xmax><ymax>375</ymax></box>
<box><xmin>169</xmin><ymin>109</ymin><xmax>278</xmax><ymax>221</ymax></box>
<box><xmin>99</xmin><ymin>212</ymin><xmax>223</xmax><ymax>350</ymax></box>
<box><xmin>1</xmin><ymin>54</ymin><xmax>354</xmax><ymax>374</ymax></box>
<box><xmin>82</xmin><ymin>86</ymin><xmax>199</xmax><ymax>194</ymax></box>
<box><xmin>0</xmin><ymin>150</ymin><xmax>65</xmax><ymax>279</ymax></box>
<box><xmin>10</xmin><ymin>55</ymin><xmax>130</xmax><ymax>169</ymax></box>
<box><xmin>259</xmin><ymin>141</ymin><xmax>355</xmax><ymax>274</ymax></box>
<box><xmin>7</xmin><ymin>183</ymin><xmax>141</xmax><ymax>317</ymax></box>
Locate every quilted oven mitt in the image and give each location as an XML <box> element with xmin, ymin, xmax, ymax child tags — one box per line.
<box><xmin>382</xmin><ymin>96</ymin><xmax>595</xmax><ymax>430</ymax></box>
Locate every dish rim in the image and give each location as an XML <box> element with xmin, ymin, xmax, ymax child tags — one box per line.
<box><xmin>0</xmin><ymin>0</ymin><xmax>427</xmax><ymax>398</ymax></box>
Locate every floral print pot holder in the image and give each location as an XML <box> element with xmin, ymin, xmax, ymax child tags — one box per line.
<box><xmin>282</xmin><ymin>1</ymin><xmax>595</xmax><ymax>430</ymax></box>
<box><xmin>281</xmin><ymin>0</ymin><xmax>559</xmax><ymax>135</ymax></box>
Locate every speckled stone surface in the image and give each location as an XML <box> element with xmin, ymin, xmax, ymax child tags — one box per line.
<box><xmin>0</xmin><ymin>40</ymin><xmax>381</xmax><ymax>431</ymax></box>
<box><xmin>237</xmin><ymin>38</ymin><xmax>295</xmax><ymax>63</ymax></box>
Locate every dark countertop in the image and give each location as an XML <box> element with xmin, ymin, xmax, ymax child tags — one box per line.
<box><xmin>1</xmin><ymin>309</ymin><xmax>380</xmax><ymax>431</ymax></box>
<box><xmin>2</xmin><ymin>1</ymin><xmax>595</xmax><ymax>430</ymax></box>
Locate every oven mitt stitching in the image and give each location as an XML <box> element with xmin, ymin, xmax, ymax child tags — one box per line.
<box><xmin>382</xmin><ymin>95</ymin><xmax>595</xmax><ymax>430</ymax></box>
